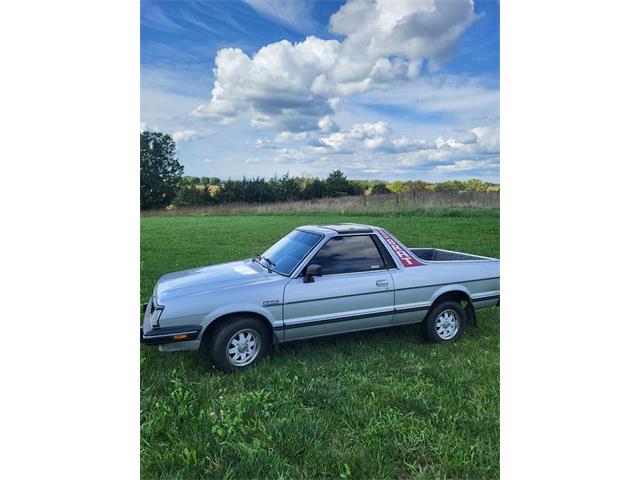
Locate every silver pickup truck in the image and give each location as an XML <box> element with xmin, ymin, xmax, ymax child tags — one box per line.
<box><xmin>141</xmin><ymin>224</ymin><xmax>499</xmax><ymax>372</ymax></box>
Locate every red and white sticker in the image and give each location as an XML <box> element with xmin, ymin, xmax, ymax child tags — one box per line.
<box><xmin>377</xmin><ymin>229</ymin><xmax>423</xmax><ymax>267</ymax></box>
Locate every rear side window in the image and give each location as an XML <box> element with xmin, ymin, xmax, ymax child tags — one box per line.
<box><xmin>309</xmin><ymin>235</ymin><xmax>385</xmax><ymax>275</ymax></box>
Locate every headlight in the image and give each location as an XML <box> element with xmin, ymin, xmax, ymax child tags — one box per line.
<box><xmin>150</xmin><ymin>301</ymin><xmax>164</xmax><ymax>328</ymax></box>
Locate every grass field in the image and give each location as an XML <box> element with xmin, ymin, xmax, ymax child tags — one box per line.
<box><xmin>141</xmin><ymin>211</ymin><xmax>500</xmax><ymax>479</ymax></box>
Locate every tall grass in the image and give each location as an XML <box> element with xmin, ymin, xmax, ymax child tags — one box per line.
<box><xmin>142</xmin><ymin>190</ymin><xmax>500</xmax><ymax>217</ymax></box>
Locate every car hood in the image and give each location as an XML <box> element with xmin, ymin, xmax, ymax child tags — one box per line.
<box><xmin>155</xmin><ymin>259</ymin><xmax>276</xmax><ymax>303</ymax></box>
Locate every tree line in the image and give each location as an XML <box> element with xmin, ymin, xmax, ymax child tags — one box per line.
<box><xmin>141</xmin><ymin>131</ymin><xmax>499</xmax><ymax>210</ymax></box>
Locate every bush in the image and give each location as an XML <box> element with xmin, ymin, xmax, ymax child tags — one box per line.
<box><xmin>174</xmin><ymin>182</ymin><xmax>215</xmax><ymax>207</ymax></box>
<box><xmin>370</xmin><ymin>183</ymin><xmax>390</xmax><ymax>194</ymax></box>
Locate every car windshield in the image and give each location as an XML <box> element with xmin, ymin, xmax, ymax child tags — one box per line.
<box><xmin>259</xmin><ymin>230</ymin><xmax>323</xmax><ymax>276</ymax></box>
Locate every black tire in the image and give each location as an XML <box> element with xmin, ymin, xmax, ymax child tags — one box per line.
<box><xmin>206</xmin><ymin>317</ymin><xmax>270</xmax><ymax>373</ymax></box>
<box><xmin>423</xmin><ymin>301</ymin><xmax>466</xmax><ymax>343</ymax></box>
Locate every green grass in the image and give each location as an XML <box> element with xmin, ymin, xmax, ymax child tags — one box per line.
<box><xmin>141</xmin><ymin>212</ymin><xmax>500</xmax><ymax>479</ymax></box>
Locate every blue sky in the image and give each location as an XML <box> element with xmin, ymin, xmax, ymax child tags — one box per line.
<box><xmin>141</xmin><ymin>0</ymin><xmax>499</xmax><ymax>181</ymax></box>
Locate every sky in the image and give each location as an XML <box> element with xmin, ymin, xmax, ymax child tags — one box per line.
<box><xmin>141</xmin><ymin>0</ymin><xmax>499</xmax><ymax>182</ymax></box>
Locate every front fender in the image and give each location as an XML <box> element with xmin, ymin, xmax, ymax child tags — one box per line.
<box><xmin>200</xmin><ymin>303</ymin><xmax>283</xmax><ymax>342</ymax></box>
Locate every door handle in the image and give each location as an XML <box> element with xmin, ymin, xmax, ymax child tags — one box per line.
<box><xmin>376</xmin><ymin>280</ymin><xmax>389</xmax><ymax>287</ymax></box>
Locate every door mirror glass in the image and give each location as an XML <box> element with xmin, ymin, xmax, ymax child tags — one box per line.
<box><xmin>303</xmin><ymin>264</ymin><xmax>322</xmax><ymax>283</ymax></box>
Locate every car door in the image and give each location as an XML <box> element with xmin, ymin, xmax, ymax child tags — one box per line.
<box><xmin>283</xmin><ymin>234</ymin><xmax>395</xmax><ymax>341</ymax></box>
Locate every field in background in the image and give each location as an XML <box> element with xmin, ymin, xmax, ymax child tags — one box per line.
<box><xmin>142</xmin><ymin>190</ymin><xmax>500</xmax><ymax>217</ymax></box>
<box><xmin>140</xmin><ymin>212</ymin><xmax>500</xmax><ymax>479</ymax></box>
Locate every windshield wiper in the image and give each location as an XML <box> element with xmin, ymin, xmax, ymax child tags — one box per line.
<box><xmin>252</xmin><ymin>253</ymin><xmax>276</xmax><ymax>272</ymax></box>
<box><xmin>262</xmin><ymin>256</ymin><xmax>276</xmax><ymax>268</ymax></box>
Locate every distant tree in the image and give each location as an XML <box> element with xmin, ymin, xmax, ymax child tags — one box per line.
<box><xmin>215</xmin><ymin>178</ymin><xmax>241</xmax><ymax>203</ymax></box>
<box><xmin>434</xmin><ymin>180</ymin><xmax>466</xmax><ymax>192</ymax></box>
<box><xmin>201</xmin><ymin>177</ymin><xmax>210</xmax><ymax>185</ymax></box>
<box><xmin>348</xmin><ymin>179</ymin><xmax>369</xmax><ymax>194</ymax></box>
<box><xmin>214</xmin><ymin>176</ymin><xmax>274</xmax><ymax>204</ymax></box>
<box><xmin>301</xmin><ymin>177</ymin><xmax>328</xmax><ymax>199</ymax></box>
<box><xmin>325</xmin><ymin>170</ymin><xmax>352</xmax><ymax>197</ymax></box>
<box><xmin>348</xmin><ymin>180</ymin><xmax>365</xmax><ymax>195</ymax></box>
<box><xmin>279</xmin><ymin>173</ymin><xmax>301</xmax><ymax>201</ymax></box>
<box><xmin>464</xmin><ymin>178</ymin><xmax>487</xmax><ymax>192</ymax></box>
<box><xmin>370</xmin><ymin>182</ymin><xmax>390</xmax><ymax>195</ymax></box>
<box><xmin>210</xmin><ymin>177</ymin><xmax>221</xmax><ymax>186</ymax></box>
<box><xmin>404</xmin><ymin>180</ymin><xmax>428</xmax><ymax>192</ymax></box>
<box><xmin>246</xmin><ymin>177</ymin><xmax>271</xmax><ymax>204</ymax></box>
<box><xmin>266</xmin><ymin>173</ymin><xmax>299</xmax><ymax>202</ymax></box>
<box><xmin>140</xmin><ymin>131</ymin><xmax>184</xmax><ymax>209</ymax></box>
<box><xmin>386</xmin><ymin>181</ymin><xmax>406</xmax><ymax>195</ymax></box>
<box><xmin>174</xmin><ymin>181</ymin><xmax>215</xmax><ymax>207</ymax></box>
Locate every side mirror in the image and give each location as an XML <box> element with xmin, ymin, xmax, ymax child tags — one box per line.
<box><xmin>303</xmin><ymin>264</ymin><xmax>322</xmax><ymax>283</ymax></box>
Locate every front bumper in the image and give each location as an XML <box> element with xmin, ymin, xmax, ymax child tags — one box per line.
<box><xmin>140</xmin><ymin>325</ymin><xmax>202</xmax><ymax>345</ymax></box>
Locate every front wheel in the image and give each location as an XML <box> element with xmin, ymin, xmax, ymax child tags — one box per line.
<box><xmin>207</xmin><ymin>317</ymin><xmax>269</xmax><ymax>373</ymax></box>
<box><xmin>423</xmin><ymin>301</ymin><xmax>466</xmax><ymax>343</ymax></box>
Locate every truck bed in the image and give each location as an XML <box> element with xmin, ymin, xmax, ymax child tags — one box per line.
<box><xmin>410</xmin><ymin>248</ymin><xmax>492</xmax><ymax>262</ymax></box>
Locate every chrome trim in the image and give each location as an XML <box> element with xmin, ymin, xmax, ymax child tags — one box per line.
<box><xmin>471</xmin><ymin>290</ymin><xmax>501</xmax><ymax>301</ymax></box>
<box><xmin>395</xmin><ymin>301</ymin><xmax>432</xmax><ymax>312</ymax></box>
<box><xmin>284</xmin><ymin>289</ymin><xmax>384</xmax><ymax>305</ymax></box>
<box><xmin>284</xmin><ymin>306</ymin><xmax>396</xmax><ymax>328</ymax></box>
<box><xmin>395</xmin><ymin>277</ymin><xmax>500</xmax><ymax>292</ymax></box>
<box><xmin>471</xmin><ymin>294</ymin><xmax>500</xmax><ymax>303</ymax></box>
<box><xmin>307</xmin><ymin>268</ymin><xmax>390</xmax><ymax>279</ymax></box>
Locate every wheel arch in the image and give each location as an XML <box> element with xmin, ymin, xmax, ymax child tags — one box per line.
<box><xmin>428</xmin><ymin>287</ymin><xmax>477</xmax><ymax>327</ymax></box>
<box><xmin>201</xmin><ymin>307</ymin><xmax>279</xmax><ymax>348</ymax></box>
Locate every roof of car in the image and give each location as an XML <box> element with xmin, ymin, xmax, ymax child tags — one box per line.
<box><xmin>321</xmin><ymin>223</ymin><xmax>373</xmax><ymax>234</ymax></box>
<box><xmin>296</xmin><ymin>223</ymin><xmax>374</xmax><ymax>235</ymax></box>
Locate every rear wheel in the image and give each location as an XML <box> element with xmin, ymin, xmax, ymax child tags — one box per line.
<box><xmin>207</xmin><ymin>317</ymin><xmax>269</xmax><ymax>373</ymax></box>
<box><xmin>423</xmin><ymin>301</ymin><xmax>466</xmax><ymax>343</ymax></box>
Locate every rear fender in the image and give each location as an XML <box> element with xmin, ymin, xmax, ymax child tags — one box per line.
<box><xmin>428</xmin><ymin>285</ymin><xmax>477</xmax><ymax>327</ymax></box>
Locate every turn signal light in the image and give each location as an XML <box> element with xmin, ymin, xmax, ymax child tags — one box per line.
<box><xmin>173</xmin><ymin>334</ymin><xmax>188</xmax><ymax>340</ymax></box>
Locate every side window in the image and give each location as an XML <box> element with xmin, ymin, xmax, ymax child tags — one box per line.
<box><xmin>309</xmin><ymin>235</ymin><xmax>386</xmax><ymax>275</ymax></box>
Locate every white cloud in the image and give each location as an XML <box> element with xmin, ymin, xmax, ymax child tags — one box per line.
<box><xmin>330</xmin><ymin>0</ymin><xmax>475</xmax><ymax>68</ymax></box>
<box><xmin>271</xmin><ymin>122</ymin><xmax>499</xmax><ymax>175</ymax></box>
<box><xmin>194</xmin><ymin>37</ymin><xmax>339</xmax><ymax>131</ymax></box>
<box><xmin>172</xmin><ymin>129</ymin><xmax>200</xmax><ymax>142</ymax></box>
<box><xmin>243</xmin><ymin>0</ymin><xmax>315</xmax><ymax>32</ymax></box>
<box><xmin>318</xmin><ymin>115</ymin><xmax>339</xmax><ymax>133</ymax></box>
<box><xmin>318</xmin><ymin>121</ymin><xmax>390</xmax><ymax>152</ymax></box>
<box><xmin>252</xmin><ymin>137</ymin><xmax>276</xmax><ymax>149</ymax></box>
<box><xmin>275</xmin><ymin>131</ymin><xmax>308</xmax><ymax>142</ymax></box>
<box><xmin>314</xmin><ymin>121</ymin><xmax>436</xmax><ymax>155</ymax></box>
<box><xmin>242</xmin><ymin>120</ymin><xmax>498</xmax><ymax>181</ymax></box>
<box><xmin>398</xmin><ymin>126</ymin><xmax>499</xmax><ymax>166</ymax></box>
<box><xmin>434</xmin><ymin>159</ymin><xmax>498</xmax><ymax>172</ymax></box>
<box><xmin>471</xmin><ymin>126</ymin><xmax>500</xmax><ymax>154</ymax></box>
<box><xmin>195</xmin><ymin>0</ymin><xmax>477</xmax><ymax>132</ymax></box>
